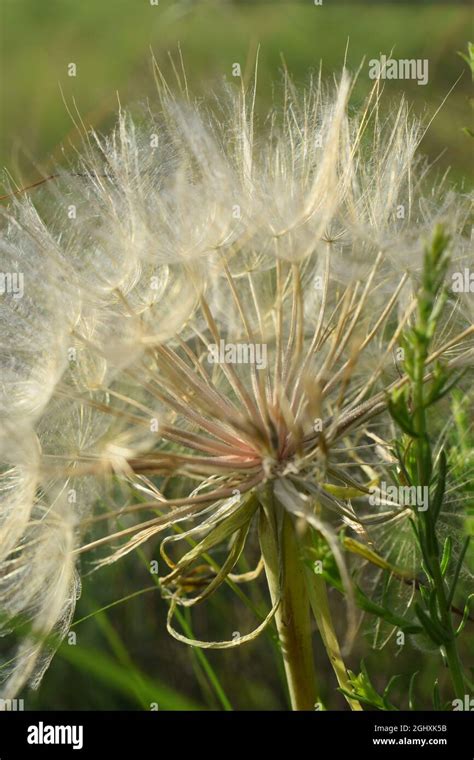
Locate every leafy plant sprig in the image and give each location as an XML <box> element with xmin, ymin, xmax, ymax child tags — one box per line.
<box><xmin>457</xmin><ymin>42</ymin><xmax>474</xmax><ymax>137</ymax></box>
<box><xmin>388</xmin><ymin>225</ymin><xmax>469</xmax><ymax>700</ymax></box>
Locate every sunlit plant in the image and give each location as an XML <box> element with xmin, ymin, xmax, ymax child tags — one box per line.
<box><xmin>0</xmin><ymin>61</ymin><xmax>472</xmax><ymax>709</ymax></box>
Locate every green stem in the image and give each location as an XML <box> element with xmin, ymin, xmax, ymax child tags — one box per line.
<box><xmin>430</xmin><ymin>562</ymin><xmax>466</xmax><ymax>700</ymax></box>
<box><xmin>259</xmin><ymin>491</ymin><xmax>318</xmax><ymax>710</ymax></box>
<box><xmin>304</xmin><ymin>562</ymin><xmax>363</xmax><ymax>711</ymax></box>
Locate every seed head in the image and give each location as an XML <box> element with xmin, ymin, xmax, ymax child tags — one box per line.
<box><xmin>0</xmin><ymin>70</ymin><xmax>472</xmax><ymax>696</ymax></box>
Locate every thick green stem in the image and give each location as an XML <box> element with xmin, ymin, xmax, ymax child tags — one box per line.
<box><xmin>259</xmin><ymin>493</ymin><xmax>318</xmax><ymax>710</ymax></box>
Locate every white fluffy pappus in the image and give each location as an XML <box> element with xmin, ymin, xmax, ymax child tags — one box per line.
<box><xmin>0</xmin><ymin>68</ymin><xmax>473</xmax><ymax>699</ymax></box>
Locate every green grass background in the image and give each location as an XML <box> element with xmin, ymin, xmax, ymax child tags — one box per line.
<box><xmin>1</xmin><ymin>0</ymin><xmax>473</xmax><ymax>187</ymax></box>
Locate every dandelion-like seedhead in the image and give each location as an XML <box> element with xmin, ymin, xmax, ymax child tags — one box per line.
<box><xmin>0</xmin><ymin>69</ymin><xmax>472</xmax><ymax>699</ymax></box>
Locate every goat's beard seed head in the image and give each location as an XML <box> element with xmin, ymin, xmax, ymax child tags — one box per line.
<box><xmin>0</xmin><ymin>70</ymin><xmax>472</xmax><ymax>697</ymax></box>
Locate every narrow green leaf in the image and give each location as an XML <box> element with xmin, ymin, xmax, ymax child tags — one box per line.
<box><xmin>440</xmin><ymin>536</ymin><xmax>452</xmax><ymax>577</ymax></box>
<box><xmin>456</xmin><ymin>594</ymin><xmax>474</xmax><ymax>637</ymax></box>
<box><xmin>415</xmin><ymin>603</ymin><xmax>447</xmax><ymax>646</ymax></box>
<box><xmin>432</xmin><ymin>450</ymin><xmax>447</xmax><ymax>521</ymax></box>
<box><xmin>447</xmin><ymin>537</ymin><xmax>471</xmax><ymax>609</ymax></box>
<box><xmin>408</xmin><ymin>671</ymin><xmax>419</xmax><ymax>711</ymax></box>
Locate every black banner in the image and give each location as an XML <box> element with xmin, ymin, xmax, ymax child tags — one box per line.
<box><xmin>0</xmin><ymin>710</ymin><xmax>472</xmax><ymax>757</ymax></box>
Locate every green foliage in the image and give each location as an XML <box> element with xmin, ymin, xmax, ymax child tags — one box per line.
<box><xmin>314</xmin><ymin>225</ymin><xmax>472</xmax><ymax>711</ymax></box>
<box><xmin>387</xmin><ymin>225</ymin><xmax>469</xmax><ymax>700</ymax></box>
<box><xmin>457</xmin><ymin>42</ymin><xmax>474</xmax><ymax>80</ymax></box>
<box><xmin>457</xmin><ymin>42</ymin><xmax>474</xmax><ymax>136</ymax></box>
<box><xmin>339</xmin><ymin>662</ymin><xmax>400</xmax><ymax>711</ymax></box>
<box><xmin>58</xmin><ymin>638</ymin><xmax>201</xmax><ymax>711</ymax></box>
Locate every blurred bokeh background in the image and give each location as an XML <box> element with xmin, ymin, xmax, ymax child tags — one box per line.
<box><xmin>1</xmin><ymin>0</ymin><xmax>472</xmax><ymax>710</ymax></box>
<box><xmin>1</xmin><ymin>0</ymin><xmax>473</xmax><ymax>189</ymax></box>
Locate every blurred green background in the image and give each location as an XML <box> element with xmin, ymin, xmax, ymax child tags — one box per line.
<box><xmin>0</xmin><ymin>0</ymin><xmax>472</xmax><ymax>710</ymax></box>
<box><xmin>1</xmin><ymin>0</ymin><xmax>473</xmax><ymax>189</ymax></box>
